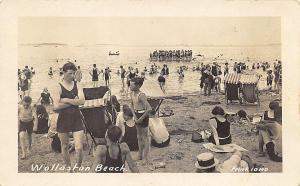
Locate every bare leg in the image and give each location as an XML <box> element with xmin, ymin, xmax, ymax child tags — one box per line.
<box><xmin>73</xmin><ymin>130</ymin><xmax>84</xmax><ymax>167</ymax></box>
<box><xmin>258</xmin><ymin>130</ymin><xmax>272</xmax><ymax>157</ymax></box>
<box><xmin>58</xmin><ymin>133</ymin><xmax>71</xmax><ymax>168</ymax></box>
<box><xmin>142</xmin><ymin>127</ymin><xmax>150</xmax><ymax>163</ymax></box>
<box><xmin>257</xmin><ymin>131</ymin><xmax>265</xmax><ymax>156</ymax></box>
<box><xmin>28</xmin><ymin>133</ymin><xmax>32</xmax><ymax>152</ymax></box>
<box><xmin>91</xmin><ymin>145</ymin><xmax>106</xmax><ymax>172</ymax></box>
<box><xmin>136</xmin><ymin>126</ymin><xmax>143</xmax><ymax>160</ymax></box>
<box><xmin>19</xmin><ymin>131</ymin><xmax>27</xmax><ymax>159</ymax></box>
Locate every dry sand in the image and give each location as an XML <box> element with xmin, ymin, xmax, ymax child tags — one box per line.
<box><xmin>18</xmin><ymin>90</ymin><xmax>282</xmax><ymax>173</ymax></box>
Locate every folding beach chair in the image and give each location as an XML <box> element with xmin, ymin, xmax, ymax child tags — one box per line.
<box><xmin>80</xmin><ymin>86</ymin><xmax>113</xmax><ymax>154</ymax></box>
<box><xmin>224</xmin><ymin>73</ymin><xmax>242</xmax><ymax>104</ymax></box>
<box><xmin>239</xmin><ymin>74</ymin><xmax>260</xmax><ymax>105</ymax></box>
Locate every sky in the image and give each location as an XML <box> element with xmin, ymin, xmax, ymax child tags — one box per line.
<box><xmin>18</xmin><ymin>17</ymin><xmax>281</xmax><ymax>46</ymax></box>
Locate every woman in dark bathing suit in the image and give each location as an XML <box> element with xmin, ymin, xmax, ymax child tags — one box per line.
<box><xmin>92</xmin><ymin>126</ymin><xmax>139</xmax><ymax>173</ymax></box>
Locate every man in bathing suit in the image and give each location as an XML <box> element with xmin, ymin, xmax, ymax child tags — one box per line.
<box><xmin>18</xmin><ymin>96</ymin><xmax>38</xmax><ymax>159</ymax></box>
<box><xmin>53</xmin><ymin>62</ymin><xmax>85</xmax><ymax>172</ymax></box>
<box><xmin>130</xmin><ymin>77</ymin><xmax>152</xmax><ymax>163</ymax></box>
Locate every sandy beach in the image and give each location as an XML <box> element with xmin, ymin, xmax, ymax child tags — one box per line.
<box><xmin>18</xmin><ymin>89</ymin><xmax>282</xmax><ymax>173</ymax></box>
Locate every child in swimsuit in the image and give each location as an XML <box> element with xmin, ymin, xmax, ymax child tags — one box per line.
<box><xmin>130</xmin><ymin>77</ymin><xmax>152</xmax><ymax>163</ymax></box>
<box><xmin>18</xmin><ymin>96</ymin><xmax>38</xmax><ymax>159</ymax></box>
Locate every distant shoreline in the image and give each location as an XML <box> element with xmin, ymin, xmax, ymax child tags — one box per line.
<box><xmin>18</xmin><ymin>43</ymin><xmax>281</xmax><ymax>47</ymax></box>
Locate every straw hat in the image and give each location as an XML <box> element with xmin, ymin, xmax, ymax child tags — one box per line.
<box><xmin>195</xmin><ymin>152</ymin><xmax>219</xmax><ymax>170</ymax></box>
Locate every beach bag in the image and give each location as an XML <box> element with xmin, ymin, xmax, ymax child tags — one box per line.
<box><xmin>35</xmin><ymin>105</ymin><xmax>49</xmax><ymax>134</ymax></box>
<box><xmin>149</xmin><ymin>118</ymin><xmax>170</xmax><ymax>147</ymax></box>
<box><xmin>51</xmin><ymin>133</ymin><xmax>61</xmax><ymax>153</ymax></box>
<box><xmin>191</xmin><ymin>131</ymin><xmax>203</xmax><ymax>143</ymax></box>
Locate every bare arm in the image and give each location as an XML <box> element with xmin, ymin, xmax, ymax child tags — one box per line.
<box><xmin>135</xmin><ymin>93</ymin><xmax>152</xmax><ymax>124</ymax></box>
<box><xmin>115</xmin><ymin>113</ymin><xmax>125</xmax><ymax>138</ymax></box>
<box><xmin>209</xmin><ymin>118</ymin><xmax>220</xmax><ymax>145</ymax></box>
<box><xmin>18</xmin><ymin>106</ymin><xmax>21</xmax><ymax>128</ymax></box>
<box><xmin>49</xmin><ymin>95</ymin><xmax>54</xmax><ymax>104</ymax></box>
<box><xmin>53</xmin><ymin>84</ymin><xmax>71</xmax><ymax>111</ymax></box>
<box><xmin>121</xmin><ymin>143</ymin><xmax>139</xmax><ymax>173</ymax></box>
<box><xmin>36</xmin><ymin>96</ymin><xmax>42</xmax><ymax>104</ymax></box>
<box><xmin>32</xmin><ymin>108</ymin><xmax>38</xmax><ymax>132</ymax></box>
<box><xmin>60</xmin><ymin>84</ymin><xmax>85</xmax><ymax>106</ymax></box>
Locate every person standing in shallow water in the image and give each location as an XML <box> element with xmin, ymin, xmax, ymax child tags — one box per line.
<box><xmin>104</xmin><ymin>67</ymin><xmax>111</xmax><ymax>86</ymax></box>
<box><xmin>53</xmin><ymin>62</ymin><xmax>85</xmax><ymax>172</ymax></box>
<box><xmin>120</xmin><ymin>66</ymin><xmax>126</xmax><ymax>90</ymax></box>
<box><xmin>74</xmin><ymin>66</ymin><xmax>82</xmax><ymax>83</ymax></box>
<box><xmin>90</xmin><ymin>64</ymin><xmax>100</xmax><ymax>87</ymax></box>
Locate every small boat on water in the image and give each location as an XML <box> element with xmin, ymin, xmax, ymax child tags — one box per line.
<box><xmin>109</xmin><ymin>51</ymin><xmax>120</xmax><ymax>56</ymax></box>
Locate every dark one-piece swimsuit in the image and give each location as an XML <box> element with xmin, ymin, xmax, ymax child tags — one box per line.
<box><xmin>56</xmin><ymin>82</ymin><xmax>84</xmax><ymax>133</ymax></box>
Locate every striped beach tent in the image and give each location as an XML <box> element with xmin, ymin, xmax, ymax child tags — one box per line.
<box><xmin>224</xmin><ymin>73</ymin><xmax>241</xmax><ymax>84</ymax></box>
<box><xmin>239</xmin><ymin>74</ymin><xmax>259</xmax><ymax>84</ymax></box>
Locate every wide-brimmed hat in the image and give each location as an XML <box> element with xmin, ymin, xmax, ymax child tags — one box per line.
<box><xmin>195</xmin><ymin>152</ymin><xmax>219</xmax><ymax>170</ymax></box>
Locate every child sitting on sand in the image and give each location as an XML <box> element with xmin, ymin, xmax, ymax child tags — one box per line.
<box><xmin>18</xmin><ymin>96</ymin><xmax>38</xmax><ymax>159</ymax></box>
<box><xmin>129</xmin><ymin>77</ymin><xmax>152</xmax><ymax>163</ymax></box>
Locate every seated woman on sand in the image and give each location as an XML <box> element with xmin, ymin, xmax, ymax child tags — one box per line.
<box><xmin>91</xmin><ymin>125</ymin><xmax>139</xmax><ymax>173</ymax></box>
<box><xmin>116</xmin><ymin>104</ymin><xmax>139</xmax><ymax>152</ymax></box>
<box><xmin>256</xmin><ymin>101</ymin><xmax>282</xmax><ymax>162</ymax></box>
<box><xmin>208</xmin><ymin>106</ymin><xmax>232</xmax><ymax>145</ymax></box>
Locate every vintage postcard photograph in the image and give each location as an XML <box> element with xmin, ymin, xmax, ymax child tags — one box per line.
<box><xmin>1</xmin><ymin>0</ymin><xmax>300</xmax><ymax>186</ymax></box>
<box><xmin>17</xmin><ymin>16</ymin><xmax>282</xmax><ymax>173</ymax></box>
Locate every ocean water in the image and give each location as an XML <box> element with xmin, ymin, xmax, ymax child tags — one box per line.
<box><xmin>18</xmin><ymin>45</ymin><xmax>281</xmax><ymax>102</ymax></box>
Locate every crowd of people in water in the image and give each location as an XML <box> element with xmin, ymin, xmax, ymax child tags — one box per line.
<box><xmin>17</xmin><ymin>56</ymin><xmax>282</xmax><ymax>173</ymax></box>
<box><xmin>150</xmin><ymin>49</ymin><xmax>193</xmax><ymax>62</ymax></box>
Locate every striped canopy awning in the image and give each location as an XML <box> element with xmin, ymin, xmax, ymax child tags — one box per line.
<box><xmin>224</xmin><ymin>73</ymin><xmax>259</xmax><ymax>85</ymax></box>
<box><xmin>239</xmin><ymin>74</ymin><xmax>259</xmax><ymax>84</ymax></box>
<box><xmin>224</xmin><ymin>73</ymin><xmax>241</xmax><ymax>84</ymax></box>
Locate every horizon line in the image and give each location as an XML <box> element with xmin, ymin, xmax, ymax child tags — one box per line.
<box><xmin>18</xmin><ymin>43</ymin><xmax>281</xmax><ymax>47</ymax></box>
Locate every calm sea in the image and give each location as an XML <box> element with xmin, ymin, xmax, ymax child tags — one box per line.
<box><xmin>18</xmin><ymin>45</ymin><xmax>281</xmax><ymax>102</ymax></box>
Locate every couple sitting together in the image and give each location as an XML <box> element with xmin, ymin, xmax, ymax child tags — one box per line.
<box><xmin>206</xmin><ymin>102</ymin><xmax>281</xmax><ymax>168</ymax></box>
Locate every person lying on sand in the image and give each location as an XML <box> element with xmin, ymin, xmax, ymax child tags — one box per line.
<box><xmin>195</xmin><ymin>150</ymin><xmax>254</xmax><ymax>173</ymax></box>
<box><xmin>91</xmin><ymin>125</ymin><xmax>139</xmax><ymax>173</ymax></box>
